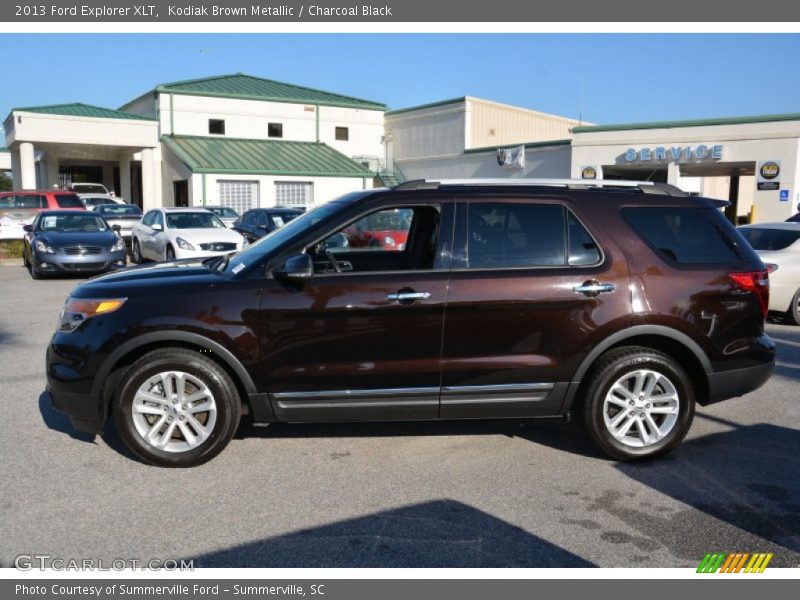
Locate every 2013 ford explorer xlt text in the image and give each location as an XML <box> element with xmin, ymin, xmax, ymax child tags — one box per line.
<box><xmin>46</xmin><ymin>179</ymin><xmax>776</xmax><ymax>467</ymax></box>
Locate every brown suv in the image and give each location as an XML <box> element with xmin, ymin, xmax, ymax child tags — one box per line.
<box><xmin>46</xmin><ymin>179</ymin><xmax>775</xmax><ymax>467</ymax></box>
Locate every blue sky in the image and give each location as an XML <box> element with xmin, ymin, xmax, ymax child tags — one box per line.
<box><xmin>1</xmin><ymin>34</ymin><xmax>798</xmax><ymax>124</ymax></box>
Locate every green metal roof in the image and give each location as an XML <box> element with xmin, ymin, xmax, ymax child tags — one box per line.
<box><xmin>11</xmin><ymin>103</ymin><xmax>156</xmax><ymax>121</ymax></box>
<box><xmin>162</xmin><ymin>135</ymin><xmax>372</xmax><ymax>178</ymax></box>
<box><xmin>573</xmin><ymin>112</ymin><xmax>800</xmax><ymax>133</ymax></box>
<box><xmin>153</xmin><ymin>73</ymin><xmax>386</xmax><ymax>111</ymax></box>
<box><xmin>464</xmin><ymin>139</ymin><xmax>572</xmax><ymax>154</ymax></box>
<box><xmin>386</xmin><ymin>97</ymin><xmax>467</xmax><ymax>116</ymax></box>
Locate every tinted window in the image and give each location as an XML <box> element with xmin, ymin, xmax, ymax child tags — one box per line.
<box><xmin>54</xmin><ymin>194</ymin><xmax>84</xmax><ymax>208</ymax></box>
<box><xmin>17</xmin><ymin>194</ymin><xmax>47</xmax><ymax>209</ymax></box>
<box><xmin>568</xmin><ymin>212</ymin><xmax>601</xmax><ymax>266</ymax></box>
<box><xmin>467</xmin><ymin>203</ymin><xmax>566</xmax><ymax>268</ymax></box>
<box><xmin>99</xmin><ymin>205</ymin><xmax>141</xmax><ymax>216</ymax></box>
<box><xmin>739</xmin><ymin>227</ymin><xmax>800</xmax><ymax>251</ymax></box>
<box><xmin>141</xmin><ymin>211</ymin><xmax>156</xmax><ymax>227</ymax></box>
<box><xmin>253</xmin><ymin>212</ymin><xmax>268</xmax><ymax>229</ymax></box>
<box><xmin>71</xmin><ymin>184</ymin><xmax>107</xmax><ymax>194</ymax></box>
<box><xmin>0</xmin><ymin>195</ymin><xmax>13</xmax><ymax>208</ymax></box>
<box><xmin>623</xmin><ymin>207</ymin><xmax>753</xmax><ymax>264</ymax></box>
<box><xmin>209</xmin><ymin>207</ymin><xmax>238</xmax><ymax>218</ymax></box>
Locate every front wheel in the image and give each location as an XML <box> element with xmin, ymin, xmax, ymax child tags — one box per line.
<box><xmin>112</xmin><ymin>348</ymin><xmax>242</xmax><ymax>467</ymax></box>
<box><xmin>165</xmin><ymin>246</ymin><xmax>175</xmax><ymax>261</ymax></box>
<box><xmin>785</xmin><ymin>288</ymin><xmax>800</xmax><ymax>326</ymax></box>
<box><xmin>581</xmin><ymin>346</ymin><xmax>695</xmax><ymax>460</ymax></box>
<box><xmin>131</xmin><ymin>238</ymin><xmax>142</xmax><ymax>264</ymax></box>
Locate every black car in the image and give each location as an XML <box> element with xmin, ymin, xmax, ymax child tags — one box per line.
<box><xmin>46</xmin><ymin>180</ymin><xmax>774</xmax><ymax>467</ymax></box>
<box><xmin>233</xmin><ymin>207</ymin><xmax>304</xmax><ymax>243</ymax></box>
<box><xmin>23</xmin><ymin>210</ymin><xmax>127</xmax><ymax>279</ymax></box>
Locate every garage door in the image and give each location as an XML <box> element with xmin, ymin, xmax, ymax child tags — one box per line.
<box><xmin>275</xmin><ymin>182</ymin><xmax>313</xmax><ymax>208</ymax></box>
<box><xmin>218</xmin><ymin>180</ymin><xmax>258</xmax><ymax>214</ymax></box>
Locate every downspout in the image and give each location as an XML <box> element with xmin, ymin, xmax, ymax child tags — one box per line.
<box><xmin>315</xmin><ymin>104</ymin><xmax>320</xmax><ymax>143</ymax></box>
<box><xmin>169</xmin><ymin>93</ymin><xmax>174</xmax><ymax>135</ymax></box>
<box><xmin>202</xmin><ymin>172</ymin><xmax>207</xmax><ymax>205</ymax></box>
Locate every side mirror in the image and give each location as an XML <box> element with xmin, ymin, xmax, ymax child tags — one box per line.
<box><xmin>274</xmin><ymin>253</ymin><xmax>313</xmax><ymax>281</ymax></box>
<box><xmin>23</xmin><ymin>224</ymin><xmax>33</xmax><ymax>233</ymax></box>
<box><xmin>112</xmin><ymin>224</ymin><xmax>122</xmax><ymax>233</ymax></box>
<box><xmin>152</xmin><ymin>223</ymin><xmax>163</xmax><ymax>231</ymax></box>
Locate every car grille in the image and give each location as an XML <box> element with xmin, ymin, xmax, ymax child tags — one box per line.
<box><xmin>63</xmin><ymin>246</ymin><xmax>102</xmax><ymax>255</ymax></box>
<box><xmin>61</xmin><ymin>262</ymin><xmax>106</xmax><ymax>270</ymax></box>
<box><xmin>199</xmin><ymin>242</ymin><xmax>237</xmax><ymax>251</ymax></box>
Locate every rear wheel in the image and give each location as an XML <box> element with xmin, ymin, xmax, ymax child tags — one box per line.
<box><xmin>112</xmin><ymin>348</ymin><xmax>241</xmax><ymax>467</ymax></box>
<box><xmin>785</xmin><ymin>288</ymin><xmax>800</xmax><ymax>326</ymax></box>
<box><xmin>581</xmin><ymin>346</ymin><xmax>695</xmax><ymax>460</ymax></box>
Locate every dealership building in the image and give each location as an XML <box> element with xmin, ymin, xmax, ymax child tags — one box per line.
<box><xmin>3</xmin><ymin>73</ymin><xmax>799</xmax><ymax>222</ymax></box>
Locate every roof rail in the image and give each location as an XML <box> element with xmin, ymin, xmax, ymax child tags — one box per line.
<box><xmin>393</xmin><ymin>178</ymin><xmax>688</xmax><ymax>197</ymax></box>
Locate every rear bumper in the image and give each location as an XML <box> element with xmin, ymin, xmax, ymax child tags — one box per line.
<box><xmin>705</xmin><ymin>361</ymin><xmax>774</xmax><ymax>405</ymax></box>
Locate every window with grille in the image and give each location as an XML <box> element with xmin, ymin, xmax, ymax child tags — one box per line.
<box><xmin>275</xmin><ymin>182</ymin><xmax>313</xmax><ymax>208</ymax></box>
<box><xmin>217</xmin><ymin>180</ymin><xmax>258</xmax><ymax>214</ymax></box>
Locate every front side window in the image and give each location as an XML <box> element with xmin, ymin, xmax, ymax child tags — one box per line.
<box><xmin>313</xmin><ymin>205</ymin><xmax>440</xmax><ymax>274</ymax></box>
<box><xmin>141</xmin><ymin>210</ymin><xmax>156</xmax><ymax>227</ymax></box>
<box><xmin>54</xmin><ymin>194</ymin><xmax>83</xmax><ymax>208</ymax></box>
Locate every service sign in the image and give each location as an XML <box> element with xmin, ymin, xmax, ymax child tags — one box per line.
<box><xmin>757</xmin><ymin>160</ymin><xmax>781</xmax><ymax>191</ymax></box>
<box><xmin>581</xmin><ymin>166</ymin><xmax>597</xmax><ymax>179</ymax></box>
<box><xmin>624</xmin><ymin>144</ymin><xmax>723</xmax><ymax>162</ymax></box>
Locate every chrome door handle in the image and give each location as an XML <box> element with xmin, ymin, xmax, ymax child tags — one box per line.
<box><xmin>573</xmin><ymin>281</ymin><xmax>615</xmax><ymax>297</ymax></box>
<box><xmin>387</xmin><ymin>291</ymin><xmax>431</xmax><ymax>302</ymax></box>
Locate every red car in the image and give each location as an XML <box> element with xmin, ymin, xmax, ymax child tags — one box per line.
<box><xmin>344</xmin><ymin>207</ymin><xmax>411</xmax><ymax>251</ymax></box>
<box><xmin>0</xmin><ymin>190</ymin><xmax>85</xmax><ymax>240</ymax></box>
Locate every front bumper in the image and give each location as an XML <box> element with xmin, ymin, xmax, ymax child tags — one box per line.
<box><xmin>34</xmin><ymin>249</ymin><xmax>127</xmax><ymax>274</ymax></box>
<box><xmin>173</xmin><ymin>247</ymin><xmax>240</xmax><ymax>260</ymax></box>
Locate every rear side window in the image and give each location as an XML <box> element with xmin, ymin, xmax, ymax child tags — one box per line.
<box><xmin>54</xmin><ymin>194</ymin><xmax>83</xmax><ymax>208</ymax></box>
<box><xmin>16</xmin><ymin>194</ymin><xmax>47</xmax><ymax>209</ymax></box>
<box><xmin>738</xmin><ymin>227</ymin><xmax>800</xmax><ymax>251</ymax></box>
<box><xmin>466</xmin><ymin>203</ymin><xmax>599</xmax><ymax>269</ymax></box>
<box><xmin>623</xmin><ymin>207</ymin><xmax>755</xmax><ymax>264</ymax></box>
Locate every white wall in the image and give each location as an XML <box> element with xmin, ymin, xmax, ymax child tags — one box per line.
<box><xmin>0</xmin><ymin>151</ymin><xmax>10</xmax><ymax>171</ymax></box>
<box><xmin>121</xmin><ymin>93</ymin><xmax>158</xmax><ymax>119</ymax></box>
<box><xmin>386</xmin><ymin>100</ymin><xmax>468</xmax><ymax>162</ymax></box>
<box><xmin>6</xmin><ymin>112</ymin><xmax>158</xmax><ymax>149</ymax></box>
<box><xmin>188</xmin><ymin>173</ymin><xmax>372</xmax><ymax>209</ymax></box>
<box><xmin>156</xmin><ymin>94</ymin><xmax>384</xmax><ymax>159</ymax></box>
<box><xmin>395</xmin><ymin>144</ymin><xmax>572</xmax><ymax>181</ymax></box>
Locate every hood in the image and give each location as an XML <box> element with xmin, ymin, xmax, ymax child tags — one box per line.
<box><xmin>40</xmin><ymin>230</ymin><xmax>118</xmax><ymax>248</ymax></box>
<box><xmin>167</xmin><ymin>227</ymin><xmax>243</xmax><ymax>244</ymax></box>
<box><xmin>74</xmin><ymin>259</ymin><xmax>221</xmax><ymax>296</ymax></box>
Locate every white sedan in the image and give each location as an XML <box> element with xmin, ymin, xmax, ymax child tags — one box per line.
<box><xmin>738</xmin><ymin>222</ymin><xmax>800</xmax><ymax>325</ymax></box>
<box><xmin>131</xmin><ymin>207</ymin><xmax>245</xmax><ymax>263</ymax></box>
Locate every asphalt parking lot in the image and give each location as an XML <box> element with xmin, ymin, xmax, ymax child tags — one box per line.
<box><xmin>0</xmin><ymin>264</ymin><xmax>798</xmax><ymax>569</ymax></box>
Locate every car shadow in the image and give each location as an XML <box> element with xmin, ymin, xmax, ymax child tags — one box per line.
<box><xmin>37</xmin><ymin>391</ymin><xmax>98</xmax><ymax>443</ymax></box>
<box><xmin>609</xmin><ymin>416</ymin><xmax>800</xmax><ymax>565</ymax></box>
<box><xmin>183</xmin><ymin>499</ymin><xmax>594</xmax><ymax>567</ymax></box>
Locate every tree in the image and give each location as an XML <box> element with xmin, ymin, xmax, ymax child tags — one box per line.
<box><xmin>0</xmin><ymin>172</ymin><xmax>12</xmax><ymax>192</ymax></box>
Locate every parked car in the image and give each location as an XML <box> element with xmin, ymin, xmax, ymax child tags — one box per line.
<box><xmin>0</xmin><ymin>190</ymin><xmax>85</xmax><ymax>240</ymax></box>
<box><xmin>80</xmin><ymin>194</ymin><xmax>127</xmax><ymax>210</ymax></box>
<box><xmin>233</xmin><ymin>207</ymin><xmax>304</xmax><ymax>243</ymax></box>
<box><xmin>22</xmin><ymin>210</ymin><xmax>126</xmax><ymax>278</ymax></box>
<box><xmin>738</xmin><ymin>222</ymin><xmax>800</xmax><ymax>325</ymax></box>
<box><xmin>70</xmin><ymin>183</ymin><xmax>111</xmax><ymax>195</ymax></box>
<box><xmin>46</xmin><ymin>179</ymin><xmax>775</xmax><ymax>467</ymax></box>
<box><xmin>95</xmin><ymin>204</ymin><xmax>142</xmax><ymax>241</ymax></box>
<box><xmin>130</xmin><ymin>207</ymin><xmax>245</xmax><ymax>263</ymax></box>
<box><xmin>202</xmin><ymin>205</ymin><xmax>240</xmax><ymax>228</ymax></box>
<box><xmin>344</xmin><ymin>207</ymin><xmax>411</xmax><ymax>250</ymax></box>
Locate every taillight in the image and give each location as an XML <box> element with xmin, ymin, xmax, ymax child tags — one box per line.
<box><xmin>729</xmin><ymin>270</ymin><xmax>770</xmax><ymax>318</ymax></box>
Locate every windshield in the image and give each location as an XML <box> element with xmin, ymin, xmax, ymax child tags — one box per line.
<box><xmin>71</xmin><ymin>184</ymin><xmax>107</xmax><ymax>194</ymax></box>
<box><xmin>99</xmin><ymin>205</ymin><xmax>141</xmax><ymax>216</ymax></box>
<box><xmin>39</xmin><ymin>214</ymin><xmax>108</xmax><ymax>232</ymax></box>
<box><xmin>739</xmin><ymin>227</ymin><xmax>800</xmax><ymax>251</ymax></box>
<box><xmin>166</xmin><ymin>212</ymin><xmax>226</xmax><ymax>229</ymax></box>
<box><xmin>209</xmin><ymin>207</ymin><xmax>238</xmax><ymax>218</ymax></box>
<box><xmin>225</xmin><ymin>202</ymin><xmax>345</xmax><ymax>273</ymax></box>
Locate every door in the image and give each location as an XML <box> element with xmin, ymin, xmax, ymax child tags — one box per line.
<box><xmin>137</xmin><ymin>210</ymin><xmax>157</xmax><ymax>259</ymax></box>
<box><xmin>258</xmin><ymin>201</ymin><xmax>453</xmax><ymax>422</ymax></box>
<box><xmin>440</xmin><ymin>199</ymin><xmax>630</xmax><ymax>419</ymax></box>
<box><xmin>173</xmin><ymin>180</ymin><xmax>189</xmax><ymax>207</ymax></box>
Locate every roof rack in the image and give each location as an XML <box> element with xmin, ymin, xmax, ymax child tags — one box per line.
<box><xmin>393</xmin><ymin>178</ymin><xmax>688</xmax><ymax>197</ymax></box>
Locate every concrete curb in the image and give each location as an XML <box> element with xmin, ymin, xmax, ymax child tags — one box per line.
<box><xmin>0</xmin><ymin>258</ymin><xmax>24</xmax><ymax>267</ymax></box>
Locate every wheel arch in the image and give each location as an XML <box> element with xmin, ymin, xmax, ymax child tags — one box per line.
<box><xmin>94</xmin><ymin>331</ymin><xmax>257</xmax><ymax>419</ymax></box>
<box><xmin>561</xmin><ymin>325</ymin><xmax>711</xmax><ymax>413</ymax></box>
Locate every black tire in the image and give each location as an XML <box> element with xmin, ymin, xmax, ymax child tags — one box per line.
<box><xmin>112</xmin><ymin>348</ymin><xmax>241</xmax><ymax>467</ymax></box>
<box><xmin>30</xmin><ymin>262</ymin><xmax>42</xmax><ymax>279</ymax></box>
<box><xmin>165</xmin><ymin>246</ymin><xmax>175</xmax><ymax>261</ymax></box>
<box><xmin>785</xmin><ymin>288</ymin><xmax>800</xmax><ymax>326</ymax></box>
<box><xmin>580</xmin><ymin>346</ymin><xmax>695</xmax><ymax>461</ymax></box>
<box><xmin>131</xmin><ymin>238</ymin><xmax>142</xmax><ymax>264</ymax></box>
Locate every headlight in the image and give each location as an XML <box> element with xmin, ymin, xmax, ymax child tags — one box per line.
<box><xmin>384</xmin><ymin>236</ymin><xmax>396</xmax><ymax>246</ymax></box>
<box><xmin>58</xmin><ymin>297</ymin><xmax>126</xmax><ymax>333</ymax></box>
<box><xmin>110</xmin><ymin>238</ymin><xmax>125</xmax><ymax>252</ymax></box>
<box><xmin>35</xmin><ymin>240</ymin><xmax>55</xmax><ymax>254</ymax></box>
<box><xmin>176</xmin><ymin>237</ymin><xmax>195</xmax><ymax>250</ymax></box>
